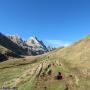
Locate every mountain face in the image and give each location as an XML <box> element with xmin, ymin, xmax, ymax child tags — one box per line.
<box><xmin>8</xmin><ymin>35</ymin><xmax>49</xmax><ymax>55</ymax></box>
<box><xmin>8</xmin><ymin>35</ymin><xmax>27</xmax><ymax>47</ymax></box>
<box><xmin>0</xmin><ymin>33</ymin><xmax>49</xmax><ymax>61</ymax></box>
<box><xmin>26</xmin><ymin>36</ymin><xmax>48</xmax><ymax>54</ymax></box>
<box><xmin>0</xmin><ymin>45</ymin><xmax>20</xmax><ymax>61</ymax></box>
<box><xmin>0</xmin><ymin>33</ymin><xmax>30</xmax><ymax>61</ymax></box>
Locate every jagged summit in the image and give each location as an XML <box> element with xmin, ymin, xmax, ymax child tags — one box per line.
<box><xmin>26</xmin><ymin>36</ymin><xmax>48</xmax><ymax>54</ymax></box>
<box><xmin>26</xmin><ymin>36</ymin><xmax>40</xmax><ymax>45</ymax></box>
<box><xmin>8</xmin><ymin>35</ymin><xmax>49</xmax><ymax>54</ymax></box>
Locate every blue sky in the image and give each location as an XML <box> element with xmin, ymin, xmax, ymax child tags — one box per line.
<box><xmin>0</xmin><ymin>0</ymin><xmax>90</xmax><ymax>47</ymax></box>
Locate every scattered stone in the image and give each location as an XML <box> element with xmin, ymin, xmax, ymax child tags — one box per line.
<box><xmin>69</xmin><ymin>75</ymin><xmax>73</xmax><ymax>78</ymax></box>
<box><xmin>44</xmin><ymin>86</ymin><xmax>47</xmax><ymax>90</ymax></box>
<box><xmin>47</xmin><ymin>70</ymin><xmax>52</xmax><ymax>75</ymax></box>
<box><xmin>64</xmin><ymin>86</ymin><xmax>68</xmax><ymax>90</ymax></box>
<box><xmin>47</xmin><ymin>64</ymin><xmax>51</xmax><ymax>68</ymax></box>
<box><xmin>55</xmin><ymin>72</ymin><xmax>63</xmax><ymax>80</ymax></box>
<box><xmin>41</xmin><ymin>72</ymin><xmax>45</xmax><ymax>77</ymax></box>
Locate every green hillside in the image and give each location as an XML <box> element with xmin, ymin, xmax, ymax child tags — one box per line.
<box><xmin>0</xmin><ymin>36</ymin><xmax>90</xmax><ymax>90</ymax></box>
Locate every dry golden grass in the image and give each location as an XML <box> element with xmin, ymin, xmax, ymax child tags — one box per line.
<box><xmin>0</xmin><ymin>36</ymin><xmax>90</xmax><ymax>90</ymax></box>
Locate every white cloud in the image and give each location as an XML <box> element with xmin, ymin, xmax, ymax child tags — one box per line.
<box><xmin>45</xmin><ymin>40</ymin><xmax>71</xmax><ymax>47</ymax></box>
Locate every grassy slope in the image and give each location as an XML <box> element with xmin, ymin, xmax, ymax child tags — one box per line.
<box><xmin>0</xmin><ymin>37</ymin><xmax>90</xmax><ymax>90</ymax></box>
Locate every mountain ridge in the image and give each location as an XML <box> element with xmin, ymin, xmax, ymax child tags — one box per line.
<box><xmin>8</xmin><ymin>34</ymin><xmax>49</xmax><ymax>54</ymax></box>
<box><xmin>0</xmin><ymin>33</ymin><xmax>49</xmax><ymax>61</ymax></box>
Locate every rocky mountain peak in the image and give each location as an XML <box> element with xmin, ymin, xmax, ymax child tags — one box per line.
<box><xmin>26</xmin><ymin>36</ymin><xmax>40</xmax><ymax>45</ymax></box>
<box><xmin>26</xmin><ymin>36</ymin><xmax>48</xmax><ymax>54</ymax></box>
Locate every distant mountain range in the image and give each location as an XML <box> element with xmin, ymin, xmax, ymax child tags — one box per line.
<box><xmin>8</xmin><ymin>35</ymin><xmax>49</xmax><ymax>54</ymax></box>
<box><xmin>0</xmin><ymin>33</ymin><xmax>49</xmax><ymax>61</ymax></box>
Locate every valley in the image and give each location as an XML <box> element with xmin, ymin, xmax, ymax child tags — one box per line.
<box><xmin>0</xmin><ymin>35</ymin><xmax>90</xmax><ymax>90</ymax></box>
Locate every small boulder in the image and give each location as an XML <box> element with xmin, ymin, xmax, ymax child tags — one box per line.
<box><xmin>55</xmin><ymin>72</ymin><xmax>63</xmax><ymax>80</ymax></box>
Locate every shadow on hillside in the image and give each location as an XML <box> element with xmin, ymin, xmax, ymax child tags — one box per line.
<box><xmin>0</xmin><ymin>53</ymin><xmax>7</xmax><ymax>62</ymax></box>
<box><xmin>0</xmin><ymin>33</ymin><xmax>27</xmax><ymax>55</ymax></box>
